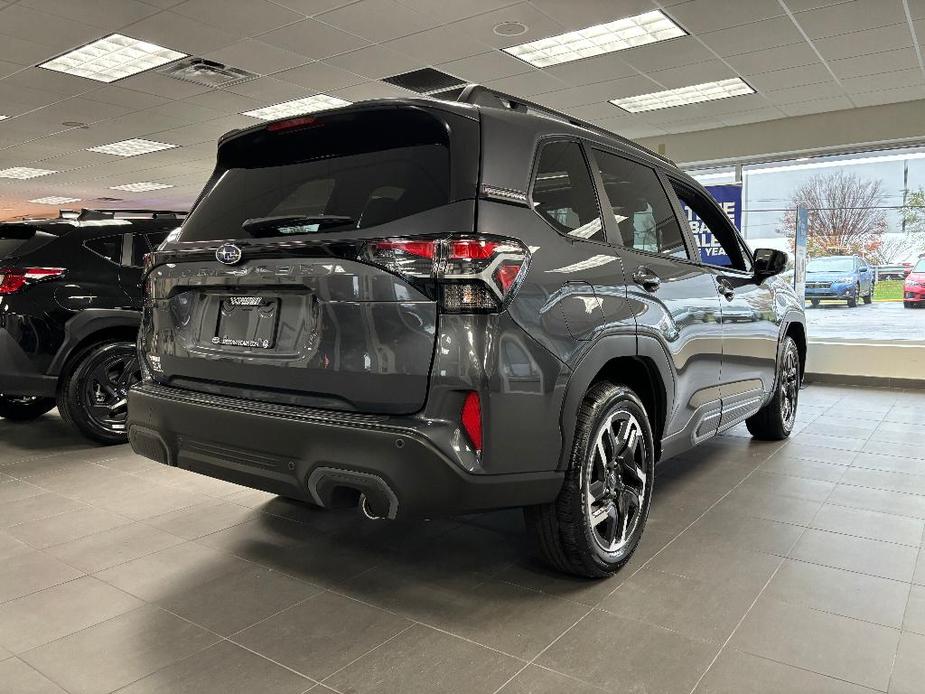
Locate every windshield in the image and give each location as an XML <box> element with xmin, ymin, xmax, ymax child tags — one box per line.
<box><xmin>914</xmin><ymin>258</ymin><xmax>925</xmax><ymax>273</ymax></box>
<box><xmin>807</xmin><ymin>257</ymin><xmax>854</xmax><ymax>273</ymax></box>
<box><xmin>179</xmin><ymin>108</ymin><xmax>459</xmax><ymax>242</ymax></box>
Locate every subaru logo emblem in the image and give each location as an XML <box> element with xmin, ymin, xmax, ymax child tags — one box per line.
<box><xmin>215</xmin><ymin>243</ymin><xmax>242</xmax><ymax>265</ymax></box>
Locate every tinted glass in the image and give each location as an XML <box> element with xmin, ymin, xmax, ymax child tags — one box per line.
<box><xmin>672</xmin><ymin>184</ymin><xmax>749</xmax><ymax>271</ymax></box>
<box><xmin>84</xmin><ymin>236</ymin><xmax>122</xmax><ymax>264</ymax></box>
<box><xmin>807</xmin><ymin>257</ymin><xmax>853</xmax><ymax>273</ymax></box>
<box><xmin>914</xmin><ymin>258</ymin><xmax>925</xmax><ymax>272</ymax></box>
<box><xmin>0</xmin><ymin>239</ymin><xmax>25</xmax><ymax>258</ymax></box>
<box><xmin>532</xmin><ymin>141</ymin><xmax>603</xmax><ymax>240</ymax></box>
<box><xmin>595</xmin><ymin>150</ymin><xmax>688</xmax><ymax>258</ymax></box>
<box><xmin>179</xmin><ymin>110</ymin><xmax>453</xmax><ymax>242</ymax></box>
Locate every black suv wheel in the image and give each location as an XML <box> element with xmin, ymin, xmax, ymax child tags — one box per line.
<box><xmin>746</xmin><ymin>336</ymin><xmax>800</xmax><ymax>440</ymax></box>
<box><xmin>0</xmin><ymin>395</ymin><xmax>56</xmax><ymax>421</ymax></box>
<box><xmin>526</xmin><ymin>382</ymin><xmax>654</xmax><ymax>578</ymax></box>
<box><xmin>57</xmin><ymin>341</ymin><xmax>140</xmax><ymax>445</ymax></box>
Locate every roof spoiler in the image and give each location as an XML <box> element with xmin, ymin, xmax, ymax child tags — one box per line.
<box><xmin>455</xmin><ymin>83</ymin><xmax>673</xmax><ymax>166</ymax></box>
<box><xmin>62</xmin><ymin>209</ymin><xmax>189</xmax><ymax>221</ymax></box>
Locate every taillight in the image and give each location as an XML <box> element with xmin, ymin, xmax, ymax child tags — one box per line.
<box><xmin>461</xmin><ymin>391</ymin><xmax>482</xmax><ymax>453</ymax></box>
<box><xmin>364</xmin><ymin>235</ymin><xmax>529</xmax><ymax>313</ymax></box>
<box><xmin>0</xmin><ymin>267</ymin><xmax>65</xmax><ymax>295</ymax></box>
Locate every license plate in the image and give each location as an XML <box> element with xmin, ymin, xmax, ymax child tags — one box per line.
<box><xmin>213</xmin><ymin>296</ymin><xmax>279</xmax><ymax>349</ymax></box>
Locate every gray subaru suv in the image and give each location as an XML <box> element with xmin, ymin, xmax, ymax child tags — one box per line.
<box><xmin>128</xmin><ymin>85</ymin><xmax>805</xmax><ymax>577</ymax></box>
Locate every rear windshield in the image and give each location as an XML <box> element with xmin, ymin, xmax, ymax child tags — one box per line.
<box><xmin>0</xmin><ymin>227</ymin><xmax>65</xmax><ymax>260</ymax></box>
<box><xmin>179</xmin><ymin>108</ymin><xmax>463</xmax><ymax>242</ymax></box>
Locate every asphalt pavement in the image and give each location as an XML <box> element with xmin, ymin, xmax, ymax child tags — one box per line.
<box><xmin>804</xmin><ymin>300</ymin><xmax>925</xmax><ymax>341</ymax></box>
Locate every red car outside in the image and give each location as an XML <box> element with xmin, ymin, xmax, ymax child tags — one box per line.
<box><xmin>904</xmin><ymin>258</ymin><xmax>925</xmax><ymax>308</ymax></box>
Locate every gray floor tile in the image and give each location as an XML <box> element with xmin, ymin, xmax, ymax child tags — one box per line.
<box><xmin>759</xmin><ymin>456</ymin><xmax>849</xmax><ymax>483</ymax></box>
<box><xmin>646</xmin><ymin>534</ymin><xmax>782</xmax><ymax>586</ymax></box>
<box><xmin>890</xmin><ymin>631</ymin><xmax>925</xmax><ymax>694</ymax></box>
<box><xmin>114</xmin><ymin>641</ymin><xmax>313</xmax><ymax>694</ymax></box>
<box><xmin>325</xmin><ymin>623</ymin><xmax>521</xmax><ymax>694</ymax></box>
<box><xmin>0</xmin><ymin>575</ymin><xmax>143</xmax><ymax>653</ymax></box>
<box><xmin>712</xmin><ymin>486</ymin><xmax>824</xmax><ymax>525</ymax></box>
<box><xmin>496</xmin><ymin>665</ymin><xmax>606</xmax><ymax>694</ymax></box>
<box><xmin>730</xmin><ymin>595</ymin><xmax>900</xmax><ymax>691</ymax></box>
<box><xmin>143</xmin><ymin>500</ymin><xmax>257</xmax><ymax>540</ymax></box>
<box><xmin>792</xmin><ymin>432</ymin><xmax>868</xmax><ymax>452</ymax></box>
<box><xmin>6</xmin><ymin>507</ymin><xmax>133</xmax><ymax>549</ymax></box>
<box><xmin>841</xmin><ymin>467</ymin><xmax>925</xmax><ymax>496</ymax></box>
<box><xmin>0</xmin><ymin>549</ymin><xmax>83</xmax><ymax>604</ymax></box>
<box><xmin>538</xmin><ymin>609</ymin><xmax>718</xmax><ymax>694</ymax></box>
<box><xmin>774</xmin><ymin>443</ymin><xmax>857</xmax><ymax>465</ymax></box>
<box><xmin>904</xmin><ymin>584</ymin><xmax>925</xmax><ymax>634</ymax></box>
<box><xmin>0</xmin><ymin>530</ymin><xmax>30</xmax><ymax>560</ymax></box>
<box><xmin>159</xmin><ymin>563</ymin><xmax>321</xmax><ymax>635</ymax></box>
<box><xmin>0</xmin><ymin>657</ymin><xmax>67</xmax><ymax>693</ymax></box>
<box><xmin>916</xmin><ymin>549</ymin><xmax>925</xmax><ymax>585</ymax></box>
<box><xmin>93</xmin><ymin>485</ymin><xmax>204</xmax><ymax>520</ymax></box>
<box><xmin>828</xmin><ymin>484</ymin><xmax>925</xmax><ymax>519</ymax></box>
<box><xmin>0</xmin><ymin>479</ymin><xmax>45</xmax><ymax>504</ymax></box>
<box><xmin>790</xmin><ymin>528</ymin><xmax>918</xmax><ymax>582</ymax></box>
<box><xmin>810</xmin><ymin>504</ymin><xmax>925</xmax><ymax>546</ymax></box>
<box><xmin>21</xmin><ymin>605</ymin><xmax>220</xmax><ymax>694</ymax></box>
<box><xmin>695</xmin><ymin>648</ymin><xmax>877</xmax><ymax>693</ymax></box>
<box><xmin>233</xmin><ymin>591</ymin><xmax>411</xmax><ymax>680</ymax></box>
<box><xmin>861</xmin><ymin>439</ymin><xmax>924</xmax><ymax>459</ymax></box>
<box><xmin>45</xmin><ymin>522</ymin><xmax>184</xmax><ymax>573</ymax></box>
<box><xmin>765</xmin><ymin>559</ymin><xmax>910</xmax><ymax>627</ymax></box>
<box><xmin>0</xmin><ymin>492</ymin><xmax>88</xmax><ymax>529</ymax></box>
<box><xmin>852</xmin><ymin>451</ymin><xmax>925</xmax><ymax>475</ymax></box>
<box><xmin>684</xmin><ymin>507</ymin><xmax>805</xmax><ymax>557</ymax></box>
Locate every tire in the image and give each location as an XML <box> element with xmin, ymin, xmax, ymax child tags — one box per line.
<box><xmin>810</xmin><ymin>299</ymin><xmax>820</xmax><ymax>308</ymax></box>
<box><xmin>525</xmin><ymin>382</ymin><xmax>655</xmax><ymax>578</ymax></box>
<box><xmin>863</xmin><ymin>284</ymin><xmax>873</xmax><ymax>304</ymax></box>
<box><xmin>57</xmin><ymin>340</ymin><xmax>140</xmax><ymax>445</ymax></box>
<box><xmin>847</xmin><ymin>284</ymin><xmax>858</xmax><ymax>308</ymax></box>
<box><xmin>746</xmin><ymin>336</ymin><xmax>800</xmax><ymax>441</ymax></box>
<box><xmin>0</xmin><ymin>395</ymin><xmax>56</xmax><ymax>421</ymax></box>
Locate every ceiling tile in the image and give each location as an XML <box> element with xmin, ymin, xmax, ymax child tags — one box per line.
<box><xmin>0</xmin><ymin>36</ymin><xmax>54</xmax><ymax>67</ymax></box>
<box><xmin>0</xmin><ymin>68</ymin><xmax>96</xmax><ymax>99</ymax></box>
<box><xmin>778</xmin><ymin>95</ymin><xmax>855</xmax><ymax>116</ymax></box>
<box><xmin>764</xmin><ymin>79</ymin><xmax>844</xmax><ymax>103</ymax></box>
<box><xmin>117</xmin><ymin>72</ymin><xmax>214</xmax><ymax>100</ymax></box>
<box><xmin>621</xmin><ymin>36</ymin><xmax>716</xmax><ymax>73</ymax></box>
<box><xmin>394</xmin><ymin>0</ymin><xmax>526</xmax><ymax>24</ymax></box>
<box><xmin>24</xmin><ymin>96</ymin><xmax>135</xmax><ymax>127</ymax></box>
<box><xmin>121</xmin><ymin>10</ymin><xmax>240</xmax><ymax>55</ymax></box>
<box><xmin>327</xmin><ymin>45</ymin><xmax>422</xmax><ymax>79</ymax></box>
<box><xmin>382</xmin><ymin>26</ymin><xmax>495</xmax><ymax>64</ymax></box>
<box><xmin>316</xmin><ymin>0</ymin><xmax>443</xmax><ymax>42</ymax></box>
<box><xmin>0</xmin><ymin>5</ymin><xmax>103</xmax><ymax>51</ymax></box>
<box><xmin>841</xmin><ymin>67</ymin><xmax>925</xmax><ymax>92</ymax></box>
<box><xmin>563</xmin><ymin>101</ymin><xmax>625</xmax><ymax>120</ymax></box>
<box><xmin>223</xmin><ymin>77</ymin><xmax>305</xmax><ymax>103</ymax></box>
<box><xmin>0</xmin><ymin>82</ymin><xmax>62</xmax><ymax>109</ymax></box>
<box><xmin>794</xmin><ymin>0</ymin><xmax>908</xmax><ymax>38</ymax></box>
<box><xmin>19</xmin><ymin>0</ymin><xmax>160</xmax><ymax>30</ymax></box>
<box><xmin>746</xmin><ymin>62</ymin><xmax>833</xmax><ymax>91</ymax></box>
<box><xmin>849</xmin><ymin>84</ymin><xmax>925</xmax><ymax>106</ymax></box>
<box><xmin>700</xmin><ymin>16</ymin><xmax>805</xmax><ymax>56</ymax></box>
<box><xmin>182</xmin><ymin>89</ymin><xmax>263</xmax><ymax>114</ymax></box>
<box><xmin>647</xmin><ymin>60</ymin><xmax>738</xmax><ymax>89</ymax></box>
<box><xmin>813</xmin><ymin>23</ymin><xmax>913</xmax><ymax>60</ymax></box>
<box><xmin>723</xmin><ymin>43</ymin><xmax>820</xmax><ymax>75</ymax></box>
<box><xmin>719</xmin><ymin>106</ymin><xmax>787</xmax><ymax>125</ymax></box>
<box><xmin>275</xmin><ymin>61</ymin><xmax>366</xmax><ymax>92</ymax></box>
<box><xmin>329</xmin><ymin>80</ymin><xmax>416</xmax><ymax>101</ymax></box>
<box><xmin>170</xmin><ymin>0</ymin><xmax>304</xmax><ymax>38</ymax></box>
<box><xmin>270</xmin><ymin>0</ymin><xmax>355</xmax><ymax>15</ymax></box>
<box><xmin>666</xmin><ymin>0</ymin><xmax>786</xmax><ymax>34</ymax></box>
<box><xmin>203</xmin><ymin>40</ymin><xmax>311</xmax><ymax>76</ymax></box>
<box><xmin>830</xmin><ymin>47</ymin><xmax>920</xmax><ymax>79</ymax></box>
<box><xmin>527</xmin><ymin>0</ymin><xmax>656</xmax><ymax>32</ymax></box>
<box><xmin>82</xmin><ymin>86</ymin><xmax>173</xmax><ymax>110</ymax></box>
<box><xmin>486</xmin><ymin>70</ymin><xmax>570</xmax><ymax>97</ymax></box>
<box><xmin>543</xmin><ymin>52</ymin><xmax>640</xmax><ymax>86</ymax></box>
<box><xmin>255</xmin><ymin>19</ymin><xmax>369</xmax><ymax>59</ymax></box>
<box><xmin>781</xmin><ymin>0</ymin><xmax>849</xmax><ymax>10</ymax></box>
<box><xmin>448</xmin><ymin>2</ymin><xmax>565</xmax><ymax>49</ymax></box>
<box><xmin>436</xmin><ymin>51</ymin><xmax>532</xmax><ymax>83</ymax></box>
<box><xmin>0</xmin><ymin>60</ymin><xmax>22</xmax><ymax>80</ymax></box>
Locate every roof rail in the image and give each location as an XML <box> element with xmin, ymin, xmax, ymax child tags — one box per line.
<box><xmin>456</xmin><ymin>84</ymin><xmax>673</xmax><ymax>166</ymax></box>
<box><xmin>66</xmin><ymin>209</ymin><xmax>188</xmax><ymax>221</ymax></box>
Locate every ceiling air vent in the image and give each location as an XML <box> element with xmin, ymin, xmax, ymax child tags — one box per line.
<box><xmin>159</xmin><ymin>58</ymin><xmax>258</xmax><ymax>88</ymax></box>
<box><xmin>382</xmin><ymin>68</ymin><xmax>466</xmax><ymax>96</ymax></box>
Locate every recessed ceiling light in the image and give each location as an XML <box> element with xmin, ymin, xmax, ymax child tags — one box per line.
<box><xmin>30</xmin><ymin>196</ymin><xmax>81</xmax><ymax>205</ymax></box>
<box><xmin>110</xmin><ymin>181</ymin><xmax>174</xmax><ymax>192</ymax></box>
<box><xmin>503</xmin><ymin>10</ymin><xmax>686</xmax><ymax>67</ymax></box>
<box><xmin>610</xmin><ymin>78</ymin><xmax>755</xmax><ymax>113</ymax></box>
<box><xmin>88</xmin><ymin>138</ymin><xmax>178</xmax><ymax>157</ymax></box>
<box><xmin>39</xmin><ymin>34</ymin><xmax>186</xmax><ymax>83</ymax></box>
<box><xmin>0</xmin><ymin>167</ymin><xmax>57</xmax><ymax>179</ymax></box>
<box><xmin>241</xmin><ymin>94</ymin><xmax>352</xmax><ymax>121</ymax></box>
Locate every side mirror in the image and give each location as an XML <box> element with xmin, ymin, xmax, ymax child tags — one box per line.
<box><xmin>753</xmin><ymin>248</ymin><xmax>787</xmax><ymax>279</ymax></box>
<box><xmin>859</xmin><ymin>267</ymin><xmax>868</xmax><ymax>273</ymax></box>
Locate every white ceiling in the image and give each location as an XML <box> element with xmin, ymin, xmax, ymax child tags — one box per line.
<box><xmin>1</xmin><ymin>0</ymin><xmax>924</xmax><ymax>219</ymax></box>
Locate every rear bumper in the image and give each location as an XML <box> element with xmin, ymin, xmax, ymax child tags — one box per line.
<box><xmin>127</xmin><ymin>383</ymin><xmax>563</xmax><ymax>518</ymax></box>
<box><xmin>0</xmin><ymin>330</ymin><xmax>57</xmax><ymax>397</ymax></box>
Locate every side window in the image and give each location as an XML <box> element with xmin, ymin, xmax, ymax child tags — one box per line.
<box><xmin>129</xmin><ymin>234</ymin><xmax>153</xmax><ymax>268</ymax></box>
<box><xmin>594</xmin><ymin>149</ymin><xmax>689</xmax><ymax>259</ymax></box>
<box><xmin>146</xmin><ymin>231</ymin><xmax>169</xmax><ymax>249</ymax></box>
<box><xmin>84</xmin><ymin>236</ymin><xmax>122</xmax><ymax>264</ymax></box>
<box><xmin>531</xmin><ymin>141</ymin><xmax>603</xmax><ymax>241</ymax></box>
<box><xmin>671</xmin><ymin>183</ymin><xmax>750</xmax><ymax>272</ymax></box>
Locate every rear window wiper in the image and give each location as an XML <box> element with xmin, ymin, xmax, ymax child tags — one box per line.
<box><xmin>241</xmin><ymin>215</ymin><xmax>355</xmax><ymax>236</ymax></box>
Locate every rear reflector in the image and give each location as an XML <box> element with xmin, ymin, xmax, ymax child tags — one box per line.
<box><xmin>0</xmin><ymin>267</ymin><xmax>65</xmax><ymax>295</ymax></box>
<box><xmin>461</xmin><ymin>391</ymin><xmax>482</xmax><ymax>453</ymax></box>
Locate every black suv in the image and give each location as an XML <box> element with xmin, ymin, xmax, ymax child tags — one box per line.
<box><xmin>128</xmin><ymin>87</ymin><xmax>805</xmax><ymax>577</ymax></box>
<box><xmin>0</xmin><ymin>209</ymin><xmax>184</xmax><ymax>443</ymax></box>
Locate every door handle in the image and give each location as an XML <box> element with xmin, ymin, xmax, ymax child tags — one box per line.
<box><xmin>717</xmin><ymin>278</ymin><xmax>735</xmax><ymax>301</ymax></box>
<box><xmin>633</xmin><ymin>266</ymin><xmax>661</xmax><ymax>292</ymax></box>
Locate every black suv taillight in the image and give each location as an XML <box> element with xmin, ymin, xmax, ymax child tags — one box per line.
<box><xmin>0</xmin><ymin>267</ymin><xmax>65</xmax><ymax>295</ymax></box>
<box><xmin>364</xmin><ymin>236</ymin><xmax>529</xmax><ymax>313</ymax></box>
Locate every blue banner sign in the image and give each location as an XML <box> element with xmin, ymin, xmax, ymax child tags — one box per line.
<box><xmin>683</xmin><ymin>184</ymin><xmax>743</xmax><ymax>266</ymax></box>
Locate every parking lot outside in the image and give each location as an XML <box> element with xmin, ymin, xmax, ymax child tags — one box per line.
<box><xmin>805</xmin><ymin>302</ymin><xmax>925</xmax><ymax>342</ymax></box>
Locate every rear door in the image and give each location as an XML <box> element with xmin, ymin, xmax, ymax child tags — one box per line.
<box><xmin>144</xmin><ymin>105</ymin><xmax>479</xmax><ymax>415</ymax></box>
<box><xmin>591</xmin><ymin>148</ymin><xmax>725</xmax><ymax>444</ymax></box>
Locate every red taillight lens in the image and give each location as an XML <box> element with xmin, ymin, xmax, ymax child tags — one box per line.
<box><xmin>0</xmin><ymin>267</ymin><xmax>64</xmax><ymax>295</ymax></box>
<box><xmin>266</xmin><ymin>116</ymin><xmax>319</xmax><ymax>132</ymax></box>
<box><xmin>461</xmin><ymin>391</ymin><xmax>482</xmax><ymax>453</ymax></box>
<box><xmin>448</xmin><ymin>240</ymin><xmax>499</xmax><ymax>260</ymax></box>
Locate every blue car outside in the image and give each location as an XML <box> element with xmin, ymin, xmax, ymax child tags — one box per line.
<box><xmin>805</xmin><ymin>255</ymin><xmax>874</xmax><ymax>307</ymax></box>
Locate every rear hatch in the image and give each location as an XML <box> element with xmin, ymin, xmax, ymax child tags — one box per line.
<box><xmin>143</xmin><ymin>102</ymin><xmax>480</xmax><ymax>415</ymax></box>
<box><xmin>0</xmin><ymin>223</ymin><xmax>65</xmax><ymax>262</ymax></box>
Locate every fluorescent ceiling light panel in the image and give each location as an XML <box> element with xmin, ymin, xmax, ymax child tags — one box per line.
<box><xmin>241</xmin><ymin>94</ymin><xmax>352</xmax><ymax>120</ymax></box>
<box><xmin>110</xmin><ymin>181</ymin><xmax>174</xmax><ymax>192</ymax></box>
<box><xmin>30</xmin><ymin>196</ymin><xmax>81</xmax><ymax>204</ymax></box>
<box><xmin>611</xmin><ymin>78</ymin><xmax>755</xmax><ymax>113</ymax></box>
<box><xmin>88</xmin><ymin>138</ymin><xmax>178</xmax><ymax>157</ymax></box>
<box><xmin>39</xmin><ymin>34</ymin><xmax>186</xmax><ymax>83</ymax></box>
<box><xmin>0</xmin><ymin>115</ymin><xmax>8</xmax><ymax>121</ymax></box>
<box><xmin>504</xmin><ymin>10</ymin><xmax>686</xmax><ymax>67</ymax></box>
<box><xmin>0</xmin><ymin>167</ymin><xmax>57</xmax><ymax>179</ymax></box>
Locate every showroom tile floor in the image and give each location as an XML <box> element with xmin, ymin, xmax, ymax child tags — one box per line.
<box><xmin>1</xmin><ymin>384</ymin><xmax>924</xmax><ymax>694</ymax></box>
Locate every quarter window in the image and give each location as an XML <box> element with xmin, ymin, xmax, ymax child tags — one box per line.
<box><xmin>84</xmin><ymin>236</ymin><xmax>122</xmax><ymax>264</ymax></box>
<box><xmin>594</xmin><ymin>149</ymin><xmax>688</xmax><ymax>259</ymax></box>
<box><xmin>532</xmin><ymin>141</ymin><xmax>603</xmax><ymax>241</ymax></box>
<box><xmin>671</xmin><ymin>183</ymin><xmax>751</xmax><ymax>271</ymax></box>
